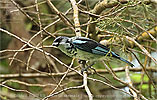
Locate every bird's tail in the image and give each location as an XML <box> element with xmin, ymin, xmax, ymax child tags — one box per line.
<box><xmin>111</xmin><ymin>51</ymin><xmax>134</xmax><ymax>67</ymax></box>
<box><xmin>119</xmin><ymin>57</ymin><xmax>134</xmax><ymax>67</ymax></box>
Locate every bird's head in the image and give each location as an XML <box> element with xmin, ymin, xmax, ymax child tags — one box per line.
<box><xmin>52</xmin><ymin>36</ymin><xmax>69</xmax><ymax>47</ymax></box>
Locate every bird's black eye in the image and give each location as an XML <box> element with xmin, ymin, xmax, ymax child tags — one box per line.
<box><xmin>53</xmin><ymin>36</ymin><xmax>67</xmax><ymax>47</ymax></box>
<box><xmin>54</xmin><ymin>36</ymin><xmax>63</xmax><ymax>43</ymax></box>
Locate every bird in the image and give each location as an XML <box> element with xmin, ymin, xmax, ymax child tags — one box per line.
<box><xmin>52</xmin><ymin>36</ymin><xmax>134</xmax><ymax>67</ymax></box>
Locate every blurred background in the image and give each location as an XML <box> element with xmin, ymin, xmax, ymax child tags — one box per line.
<box><xmin>0</xmin><ymin>0</ymin><xmax>157</xmax><ymax>100</ymax></box>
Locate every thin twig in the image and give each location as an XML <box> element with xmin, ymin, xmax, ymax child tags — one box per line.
<box><xmin>125</xmin><ymin>36</ymin><xmax>157</xmax><ymax>64</ymax></box>
<box><xmin>102</xmin><ymin>61</ymin><xmax>148</xmax><ymax>100</ymax></box>
<box><xmin>48</xmin><ymin>58</ymin><xmax>75</xmax><ymax>96</ymax></box>
<box><xmin>0</xmin><ymin>84</ymin><xmax>40</xmax><ymax>99</ymax></box>
<box><xmin>129</xmin><ymin>50</ymin><xmax>156</xmax><ymax>89</ymax></box>
<box><xmin>46</xmin><ymin>0</ymin><xmax>75</xmax><ymax>31</ymax></box>
<box><xmin>42</xmin><ymin>85</ymin><xmax>84</xmax><ymax>100</ymax></box>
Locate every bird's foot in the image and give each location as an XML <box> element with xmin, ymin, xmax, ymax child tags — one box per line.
<box><xmin>81</xmin><ymin>63</ymin><xmax>95</xmax><ymax>74</ymax></box>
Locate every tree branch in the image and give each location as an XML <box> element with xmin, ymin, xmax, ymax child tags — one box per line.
<box><xmin>69</xmin><ymin>0</ymin><xmax>81</xmax><ymax>36</ymax></box>
<box><xmin>0</xmin><ymin>67</ymin><xmax>156</xmax><ymax>79</ymax></box>
<box><xmin>125</xmin><ymin>65</ymin><xmax>139</xmax><ymax>100</ymax></box>
<box><xmin>46</xmin><ymin>0</ymin><xmax>75</xmax><ymax>31</ymax></box>
<box><xmin>87</xmin><ymin>0</ymin><xmax>157</xmax><ymax>40</ymax></box>
<box><xmin>83</xmin><ymin>71</ymin><xmax>93</xmax><ymax>100</ymax></box>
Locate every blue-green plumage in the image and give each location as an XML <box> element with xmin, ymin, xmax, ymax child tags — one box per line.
<box><xmin>52</xmin><ymin>36</ymin><xmax>134</xmax><ymax>67</ymax></box>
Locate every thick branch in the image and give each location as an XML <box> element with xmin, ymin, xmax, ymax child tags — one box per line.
<box><xmin>87</xmin><ymin>0</ymin><xmax>125</xmax><ymax>39</ymax></box>
<box><xmin>125</xmin><ymin>66</ymin><xmax>138</xmax><ymax>100</ymax></box>
<box><xmin>83</xmin><ymin>72</ymin><xmax>93</xmax><ymax>100</ymax></box>
<box><xmin>69</xmin><ymin>0</ymin><xmax>81</xmax><ymax>36</ymax></box>
<box><xmin>87</xmin><ymin>0</ymin><xmax>157</xmax><ymax>40</ymax></box>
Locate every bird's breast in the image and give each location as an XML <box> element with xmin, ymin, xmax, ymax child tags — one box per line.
<box><xmin>58</xmin><ymin>44</ymin><xmax>108</xmax><ymax>61</ymax></box>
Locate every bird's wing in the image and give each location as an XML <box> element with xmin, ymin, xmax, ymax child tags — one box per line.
<box><xmin>72</xmin><ymin>37</ymin><xmax>134</xmax><ymax>67</ymax></box>
<box><xmin>72</xmin><ymin>37</ymin><xmax>111</xmax><ymax>56</ymax></box>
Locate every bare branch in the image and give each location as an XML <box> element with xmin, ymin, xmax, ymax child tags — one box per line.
<box><xmin>0</xmin><ymin>84</ymin><xmax>39</xmax><ymax>99</ymax></box>
<box><xmin>0</xmin><ymin>67</ymin><xmax>156</xmax><ymax>79</ymax></box>
<box><xmin>42</xmin><ymin>85</ymin><xmax>84</xmax><ymax>100</ymax></box>
<box><xmin>102</xmin><ymin>61</ymin><xmax>148</xmax><ymax>100</ymax></box>
<box><xmin>69</xmin><ymin>0</ymin><xmax>81</xmax><ymax>36</ymax></box>
<box><xmin>125</xmin><ymin>65</ymin><xmax>139</xmax><ymax>100</ymax></box>
<box><xmin>46</xmin><ymin>0</ymin><xmax>75</xmax><ymax>31</ymax></box>
<box><xmin>83</xmin><ymin>71</ymin><xmax>93</xmax><ymax>100</ymax></box>
<box><xmin>126</xmin><ymin>36</ymin><xmax>157</xmax><ymax>64</ymax></box>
